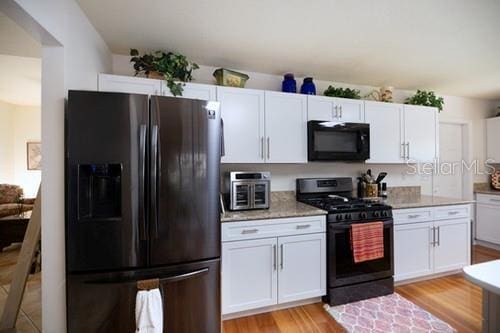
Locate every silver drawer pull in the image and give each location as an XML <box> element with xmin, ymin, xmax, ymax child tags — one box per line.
<box><xmin>490</xmin><ymin>199</ymin><xmax>500</xmax><ymax>202</ymax></box>
<box><xmin>241</xmin><ymin>228</ymin><xmax>259</xmax><ymax>234</ymax></box>
<box><xmin>296</xmin><ymin>224</ymin><xmax>311</xmax><ymax>229</ymax></box>
<box><xmin>408</xmin><ymin>214</ymin><xmax>421</xmax><ymax>219</ymax></box>
<box><xmin>448</xmin><ymin>211</ymin><xmax>459</xmax><ymax>215</ymax></box>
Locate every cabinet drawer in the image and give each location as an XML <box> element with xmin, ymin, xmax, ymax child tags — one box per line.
<box><xmin>222</xmin><ymin>216</ymin><xmax>326</xmax><ymax>242</ymax></box>
<box><xmin>393</xmin><ymin>208</ymin><xmax>433</xmax><ymax>225</ymax></box>
<box><xmin>434</xmin><ymin>205</ymin><xmax>470</xmax><ymax>220</ymax></box>
<box><xmin>476</xmin><ymin>194</ymin><xmax>500</xmax><ymax>206</ymax></box>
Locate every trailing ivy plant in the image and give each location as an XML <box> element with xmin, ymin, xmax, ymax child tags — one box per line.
<box><xmin>323</xmin><ymin>86</ymin><xmax>361</xmax><ymax>99</ymax></box>
<box><xmin>405</xmin><ymin>90</ymin><xmax>444</xmax><ymax>112</ymax></box>
<box><xmin>130</xmin><ymin>49</ymin><xmax>199</xmax><ymax>96</ymax></box>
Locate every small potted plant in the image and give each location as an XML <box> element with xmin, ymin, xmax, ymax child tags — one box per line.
<box><xmin>130</xmin><ymin>49</ymin><xmax>199</xmax><ymax>96</ymax></box>
<box><xmin>323</xmin><ymin>86</ymin><xmax>361</xmax><ymax>99</ymax></box>
<box><xmin>405</xmin><ymin>90</ymin><xmax>444</xmax><ymax>112</ymax></box>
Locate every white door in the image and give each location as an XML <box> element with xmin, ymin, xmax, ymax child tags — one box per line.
<box><xmin>334</xmin><ymin>98</ymin><xmax>364</xmax><ymax>122</ymax></box>
<box><xmin>277</xmin><ymin>233</ymin><xmax>326</xmax><ymax>303</ymax></box>
<box><xmin>307</xmin><ymin>95</ymin><xmax>335</xmax><ymax>121</ymax></box>
<box><xmin>98</xmin><ymin>74</ymin><xmax>162</xmax><ymax>95</ymax></box>
<box><xmin>217</xmin><ymin>87</ymin><xmax>265</xmax><ymax>163</ymax></box>
<box><xmin>394</xmin><ymin>222</ymin><xmax>434</xmax><ymax>281</ymax></box>
<box><xmin>265</xmin><ymin>91</ymin><xmax>307</xmax><ymax>163</ymax></box>
<box><xmin>162</xmin><ymin>82</ymin><xmax>216</xmax><ymax>100</ymax></box>
<box><xmin>486</xmin><ymin>117</ymin><xmax>500</xmax><ymax>162</ymax></box>
<box><xmin>433</xmin><ymin>219</ymin><xmax>470</xmax><ymax>273</ymax></box>
<box><xmin>222</xmin><ymin>238</ymin><xmax>278</xmax><ymax>314</ymax></box>
<box><xmin>434</xmin><ymin>123</ymin><xmax>464</xmax><ymax>199</ymax></box>
<box><xmin>404</xmin><ymin>105</ymin><xmax>438</xmax><ymax>163</ymax></box>
<box><xmin>476</xmin><ymin>204</ymin><xmax>500</xmax><ymax>245</ymax></box>
<box><xmin>365</xmin><ymin>101</ymin><xmax>405</xmax><ymax>164</ymax></box>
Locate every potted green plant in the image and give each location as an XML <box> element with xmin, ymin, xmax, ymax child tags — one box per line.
<box><xmin>323</xmin><ymin>85</ymin><xmax>361</xmax><ymax>99</ymax></box>
<box><xmin>130</xmin><ymin>49</ymin><xmax>199</xmax><ymax>96</ymax></box>
<box><xmin>405</xmin><ymin>90</ymin><xmax>444</xmax><ymax>112</ymax></box>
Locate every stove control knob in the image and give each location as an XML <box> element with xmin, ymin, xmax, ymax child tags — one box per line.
<box><xmin>336</xmin><ymin>215</ymin><xmax>343</xmax><ymax>221</ymax></box>
<box><xmin>382</xmin><ymin>211</ymin><xmax>388</xmax><ymax>217</ymax></box>
<box><xmin>345</xmin><ymin>214</ymin><xmax>351</xmax><ymax>220</ymax></box>
<box><xmin>373</xmin><ymin>211</ymin><xmax>380</xmax><ymax>218</ymax></box>
<box><xmin>359</xmin><ymin>212</ymin><xmax>367</xmax><ymax>219</ymax></box>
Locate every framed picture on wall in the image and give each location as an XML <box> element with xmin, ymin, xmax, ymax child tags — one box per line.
<box><xmin>27</xmin><ymin>141</ymin><xmax>42</xmax><ymax>170</ymax></box>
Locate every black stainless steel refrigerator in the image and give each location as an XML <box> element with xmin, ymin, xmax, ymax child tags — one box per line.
<box><xmin>65</xmin><ymin>90</ymin><xmax>221</xmax><ymax>333</ymax></box>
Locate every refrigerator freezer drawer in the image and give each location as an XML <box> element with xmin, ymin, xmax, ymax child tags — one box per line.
<box><xmin>67</xmin><ymin>259</ymin><xmax>220</xmax><ymax>333</ymax></box>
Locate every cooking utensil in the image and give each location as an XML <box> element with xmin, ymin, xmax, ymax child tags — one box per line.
<box><xmin>375</xmin><ymin>172</ymin><xmax>387</xmax><ymax>184</ymax></box>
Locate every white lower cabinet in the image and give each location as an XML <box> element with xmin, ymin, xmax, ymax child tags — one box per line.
<box><xmin>476</xmin><ymin>194</ymin><xmax>500</xmax><ymax>245</ymax></box>
<box><xmin>394</xmin><ymin>205</ymin><xmax>471</xmax><ymax>282</ymax></box>
<box><xmin>221</xmin><ymin>238</ymin><xmax>277</xmax><ymax>314</ymax></box>
<box><xmin>221</xmin><ymin>216</ymin><xmax>326</xmax><ymax>315</ymax></box>
<box><xmin>278</xmin><ymin>233</ymin><xmax>326</xmax><ymax>303</ymax></box>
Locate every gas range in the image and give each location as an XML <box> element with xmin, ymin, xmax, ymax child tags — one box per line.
<box><xmin>296</xmin><ymin>178</ymin><xmax>392</xmax><ymax>223</ymax></box>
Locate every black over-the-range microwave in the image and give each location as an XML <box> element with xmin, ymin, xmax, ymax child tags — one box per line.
<box><xmin>307</xmin><ymin>121</ymin><xmax>370</xmax><ymax>161</ymax></box>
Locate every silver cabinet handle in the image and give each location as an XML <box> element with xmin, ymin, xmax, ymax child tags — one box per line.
<box><xmin>401</xmin><ymin>143</ymin><xmax>406</xmax><ymax>159</ymax></box>
<box><xmin>280</xmin><ymin>244</ymin><xmax>284</xmax><ymax>269</ymax></box>
<box><xmin>267</xmin><ymin>137</ymin><xmax>270</xmax><ymax>160</ymax></box>
<box><xmin>406</xmin><ymin>142</ymin><xmax>410</xmax><ymax>159</ymax></box>
<box><xmin>241</xmin><ymin>228</ymin><xmax>259</xmax><ymax>234</ymax></box>
<box><xmin>437</xmin><ymin>226</ymin><xmax>440</xmax><ymax>246</ymax></box>
<box><xmin>408</xmin><ymin>214</ymin><xmax>421</xmax><ymax>219</ymax></box>
<box><xmin>260</xmin><ymin>137</ymin><xmax>264</xmax><ymax>160</ymax></box>
<box><xmin>339</xmin><ymin>105</ymin><xmax>343</xmax><ymax>118</ymax></box>
<box><xmin>490</xmin><ymin>199</ymin><xmax>500</xmax><ymax>202</ymax></box>
<box><xmin>431</xmin><ymin>226</ymin><xmax>436</xmax><ymax>247</ymax></box>
<box><xmin>273</xmin><ymin>245</ymin><xmax>277</xmax><ymax>271</ymax></box>
<box><xmin>334</xmin><ymin>105</ymin><xmax>339</xmax><ymax>118</ymax></box>
<box><xmin>448</xmin><ymin>211</ymin><xmax>459</xmax><ymax>215</ymax></box>
<box><xmin>296</xmin><ymin>224</ymin><xmax>311</xmax><ymax>229</ymax></box>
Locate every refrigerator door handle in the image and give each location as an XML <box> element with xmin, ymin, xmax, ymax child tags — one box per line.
<box><xmin>86</xmin><ymin>268</ymin><xmax>209</xmax><ymax>286</ymax></box>
<box><xmin>139</xmin><ymin>124</ymin><xmax>147</xmax><ymax>241</ymax></box>
<box><xmin>151</xmin><ymin>125</ymin><xmax>159</xmax><ymax>238</ymax></box>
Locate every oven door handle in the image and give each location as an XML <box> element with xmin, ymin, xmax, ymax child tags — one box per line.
<box><xmin>329</xmin><ymin>219</ymin><xmax>393</xmax><ymax>230</ymax></box>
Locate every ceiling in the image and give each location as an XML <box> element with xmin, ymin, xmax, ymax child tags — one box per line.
<box><xmin>0</xmin><ymin>12</ymin><xmax>41</xmax><ymax>106</ymax></box>
<box><xmin>78</xmin><ymin>0</ymin><xmax>500</xmax><ymax>99</ymax></box>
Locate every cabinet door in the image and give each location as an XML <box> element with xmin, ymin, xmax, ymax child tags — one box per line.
<box><xmin>433</xmin><ymin>218</ymin><xmax>470</xmax><ymax>273</ymax></box>
<box><xmin>307</xmin><ymin>95</ymin><xmax>335</xmax><ymax>121</ymax></box>
<box><xmin>217</xmin><ymin>87</ymin><xmax>265</xmax><ymax>163</ymax></box>
<box><xmin>222</xmin><ymin>238</ymin><xmax>277</xmax><ymax>314</ymax></box>
<box><xmin>277</xmin><ymin>233</ymin><xmax>326</xmax><ymax>303</ymax></box>
<box><xmin>162</xmin><ymin>82</ymin><xmax>216</xmax><ymax>101</ymax></box>
<box><xmin>487</xmin><ymin>117</ymin><xmax>500</xmax><ymax>162</ymax></box>
<box><xmin>476</xmin><ymin>204</ymin><xmax>500</xmax><ymax>245</ymax></box>
<box><xmin>394</xmin><ymin>222</ymin><xmax>434</xmax><ymax>281</ymax></box>
<box><xmin>404</xmin><ymin>105</ymin><xmax>438</xmax><ymax>163</ymax></box>
<box><xmin>365</xmin><ymin>101</ymin><xmax>405</xmax><ymax>164</ymax></box>
<box><xmin>98</xmin><ymin>74</ymin><xmax>161</xmax><ymax>95</ymax></box>
<box><xmin>334</xmin><ymin>98</ymin><xmax>364</xmax><ymax>122</ymax></box>
<box><xmin>265</xmin><ymin>91</ymin><xmax>307</xmax><ymax>163</ymax></box>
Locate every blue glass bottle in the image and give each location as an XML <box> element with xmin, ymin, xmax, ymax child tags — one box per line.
<box><xmin>300</xmin><ymin>77</ymin><xmax>316</xmax><ymax>95</ymax></box>
<box><xmin>282</xmin><ymin>73</ymin><xmax>297</xmax><ymax>93</ymax></box>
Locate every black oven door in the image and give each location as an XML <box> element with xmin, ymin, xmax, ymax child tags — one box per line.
<box><xmin>328</xmin><ymin>219</ymin><xmax>394</xmax><ymax>288</ymax></box>
<box><xmin>308</xmin><ymin>121</ymin><xmax>370</xmax><ymax>161</ymax></box>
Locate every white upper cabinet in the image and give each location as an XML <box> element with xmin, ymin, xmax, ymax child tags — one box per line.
<box><xmin>217</xmin><ymin>87</ymin><xmax>265</xmax><ymax>163</ymax></box>
<box><xmin>264</xmin><ymin>91</ymin><xmax>308</xmax><ymax>163</ymax></box>
<box><xmin>307</xmin><ymin>95</ymin><xmax>364</xmax><ymax>122</ymax></box>
<box><xmin>366</xmin><ymin>102</ymin><xmax>438</xmax><ymax>164</ymax></box>
<box><xmin>365</xmin><ymin>101</ymin><xmax>405</xmax><ymax>164</ymax></box>
<box><xmin>161</xmin><ymin>82</ymin><xmax>216</xmax><ymax>101</ymax></box>
<box><xmin>98</xmin><ymin>74</ymin><xmax>162</xmax><ymax>95</ymax></box>
<box><xmin>486</xmin><ymin>117</ymin><xmax>500</xmax><ymax>163</ymax></box>
<box><xmin>404</xmin><ymin>105</ymin><xmax>438</xmax><ymax>163</ymax></box>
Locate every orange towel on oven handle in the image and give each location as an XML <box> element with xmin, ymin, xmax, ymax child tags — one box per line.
<box><xmin>350</xmin><ymin>221</ymin><xmax>384</xmax><ymax>263</ymax></box>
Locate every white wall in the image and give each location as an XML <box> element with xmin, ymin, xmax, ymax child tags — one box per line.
<box><xmin>0</xmin><ymin>101</ymin><xmax>41</xmax><ymax>197</ymax></box>
<box><xmin>3</xmin><ymin>1</ymin><xmax>113</xmax><ymax>332</ymax></box>
<box><xmin>114</xmin><ymin>54</ymin><xmax>498</xmax><ymax>194</ymax></box>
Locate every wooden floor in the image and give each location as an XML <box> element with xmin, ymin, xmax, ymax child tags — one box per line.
<box><xmin>0</xmin><ymin>244</ymin><xmax>498</xmax><ymax>333</ymax></box>
<box><xmin>223</xmin><ymin>245</ymin><xmax>500</xmax><ymax>333</ymax></box>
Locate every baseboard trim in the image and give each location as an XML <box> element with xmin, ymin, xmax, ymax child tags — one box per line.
<box><xmin>222</xmin><ymin>297</ymin><xmax>322</xmax><ymax>320</ymax></box>
<box><xmin>475</xmin><ymin>240</ymin><xmax>500</xmax><ymax>251</ymax></box>
<box><xmin>395</xmin><ymin>269</ymin><xmax>464</xmax><ymax>286</ymax></box>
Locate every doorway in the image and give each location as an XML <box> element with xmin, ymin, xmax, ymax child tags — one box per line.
<box><xmin>434</xmin><ymin>122</ymin><xmax>469</xmax><ymax>199</ymax></box>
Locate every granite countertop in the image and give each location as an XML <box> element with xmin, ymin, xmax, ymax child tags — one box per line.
<box><xmin>221</xmin><ymin>191</ymin><xmax>327</xmax><ymax>223</ymax></box>
<box><xmin>387</xmin><ymin>194</ymin><xmax>474</xmax><ymax>210</ymax></box>
<box><xmin>474</xmin><ymin>183</ymin><xmax>500</xmax><ymax>196</ymax></box>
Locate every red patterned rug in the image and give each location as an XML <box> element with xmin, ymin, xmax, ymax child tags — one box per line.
<box><xmin>325</xmin><ymin>293</ymin><xmax>456</xmax><ymax>333</ymax></box>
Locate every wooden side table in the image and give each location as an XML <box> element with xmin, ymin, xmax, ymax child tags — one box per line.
<box><xmin>0</xmin><ymin>211</ymin><xmax>32</xmax><ymax>251</ymax></box>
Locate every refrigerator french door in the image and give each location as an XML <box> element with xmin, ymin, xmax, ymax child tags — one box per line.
<box><xmin>66</xmin><ymin>91</ymin><xmax>221</xmax><ymax>333</ymax></box>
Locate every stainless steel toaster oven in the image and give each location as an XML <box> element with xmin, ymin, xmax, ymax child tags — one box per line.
<box><xmin>224</xmin><ymin>172</ymin><xmax>270</xmax><ymax>211</ymax></box>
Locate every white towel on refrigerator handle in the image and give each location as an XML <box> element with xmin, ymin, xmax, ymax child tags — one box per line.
<box><xmin>135</xmin><ymin>289</ymin><xmax>163</xmax><ymax>333</ymax></box>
